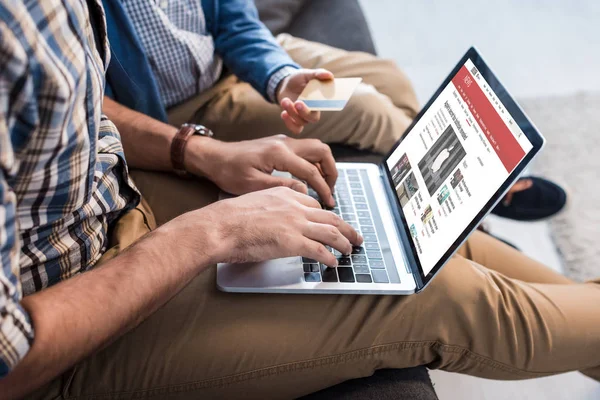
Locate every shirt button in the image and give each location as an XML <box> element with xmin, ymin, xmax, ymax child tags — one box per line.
<box><xmin>159</xmin><ymin>0</ymin><xmax>168</xmax><ymax>10</ymax></box>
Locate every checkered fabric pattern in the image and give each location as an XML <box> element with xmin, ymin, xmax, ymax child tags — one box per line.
<box><xmin>0</xmin><ymin>0</ymin><xmax>139</xmax><ymax>377</ymax></box>
<box><xmin>123</xmin><ymin>0</ymin><xmax>223</xmax><ymax>108</ymax></box>
<box><xmin>267</xmin><ymin>66</ymin><xmax>298</xmax><ymax>103</ymax></box>
<box><xmin>123</xmin><ymin>0</ymin><xmax>295</xmax><ymax>107</ymax></box>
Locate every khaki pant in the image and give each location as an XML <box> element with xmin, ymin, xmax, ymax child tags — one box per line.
<box><xmin>30</xmin><ymin>36</ymin><xmax>600</xmax><ymax>399</ymax></box>
<box><xmin>31</xmin><ymin>170</ymin><xmax>600</xmax><ymax>400</ymax></box>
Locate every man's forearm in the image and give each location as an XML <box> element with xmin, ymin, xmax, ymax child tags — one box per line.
<box><xmin>103</xmin><ymin>96</ymin><xmax>178</xmax><ymax>171</ymax></box>
<box><xmin>0</xmin><ymin>212</ymin><xmax>220</xmax><ymax>400</ymax></box>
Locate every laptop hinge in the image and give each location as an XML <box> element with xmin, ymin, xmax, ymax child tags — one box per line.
<box><xmin>377</xmin><ymin>163</ymin><xmax>425</xmax><ymax>290</ymax></box>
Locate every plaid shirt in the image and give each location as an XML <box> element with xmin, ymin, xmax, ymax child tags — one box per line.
<box><xmin>123</xmin><ymin>0</ymin><xmax>295</xmax><ymax>107</ymax></box>
<box><xmin>0</xmin><ymin>0</ymin><xmax>139</xmax><ymax>377</ymax></box>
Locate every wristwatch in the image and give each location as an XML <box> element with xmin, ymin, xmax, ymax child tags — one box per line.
<box><xmin>170</xmin><ymin>123</ymin><xmax>214</xmax><ymax>177</ymax></box>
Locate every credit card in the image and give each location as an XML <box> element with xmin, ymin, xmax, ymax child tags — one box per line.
<box><xmin>298</xmin><ymin>77</ymin><xmax>362</xmax><ymax>111</ymax></box>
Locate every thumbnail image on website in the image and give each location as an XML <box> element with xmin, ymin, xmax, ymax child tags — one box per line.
<box><xmin>386</xmin><ymin>59</ymin><xmax>533</xmax><ymax>276</ymax></box>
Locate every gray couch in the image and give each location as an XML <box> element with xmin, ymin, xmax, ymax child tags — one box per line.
<box><xmin>254</xmin><ymin>1</ymin><xmax>438</xmax><ymax>399</ymax></box>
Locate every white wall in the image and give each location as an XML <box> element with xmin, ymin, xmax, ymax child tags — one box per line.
<box><xmin>359</xmin><ymin>0</ymin><xmax>600</xmax><ymax>102</ymax></box>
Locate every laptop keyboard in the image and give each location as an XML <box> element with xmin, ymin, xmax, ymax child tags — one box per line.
<box><xmin>303</xmin><ymin>168</ymin><xmax>395</xmax><ymax>284</ymax></box>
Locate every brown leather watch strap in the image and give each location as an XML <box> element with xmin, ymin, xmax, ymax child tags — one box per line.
<box><xmin>170</xmin><ymin>124</ymin><xmax>197</xmax><ymax>176</ymax></box>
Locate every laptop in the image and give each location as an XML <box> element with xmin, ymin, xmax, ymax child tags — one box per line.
<box><xmin>217</xmin><ymin>47</ymin><xmax>545</xmax><ymax>295</ymax></box>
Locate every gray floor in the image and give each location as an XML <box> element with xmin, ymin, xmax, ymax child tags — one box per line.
<box><xmin>358</xmin><ymin>0</ymin><xmax>600</xmax><ymax>399</ymax></box>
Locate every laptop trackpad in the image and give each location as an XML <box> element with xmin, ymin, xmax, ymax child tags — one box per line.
<box><xmin>217</xmin><ymin>257</ymin><xmax>303</xmax><ymax>289</ymax></box>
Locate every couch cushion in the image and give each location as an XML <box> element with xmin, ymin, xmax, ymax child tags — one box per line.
<box><xmin>299</xmin><ymin>368</ymin><xmax>438</xmax><ymax>400</ymax></box>
<box><xmin>255</xmin><ymin>0</ymin><xmax>377</xmax><ymax>55</ymax></box>
<box><xmin>287</xmin><ymin>0</ymin><xmax>377</xmax><ymax>55</ymax></box>
<box><xmin>254</xmin><ymin>0</ymin><xmax>308</xmax><ymax>35</ymax></box>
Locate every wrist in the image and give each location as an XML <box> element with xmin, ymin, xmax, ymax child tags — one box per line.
<box><xmin>275</xmin><ymin>77</ymin><xmax>289</xmax><ymax>105</ymax></box>
<box><xmin>183</xmin><ymin>135</ymin><xmax>222</xmax><ymax>179</ymax></box>
<box><xmin>160</xmin><ymin>207</ymin><xmax>224</xmax><ymax>267</ymax></box>
<box><xmin>269</xmin><ymin>66</ymin><xmax>298</xmax><ymax>103</ymax></box>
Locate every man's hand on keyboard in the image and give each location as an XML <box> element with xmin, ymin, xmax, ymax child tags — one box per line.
<box><xmin>185</xmin><ymin>134</ymin><xmax>337</xmax><ymax>207</ymax></box>
<box><xmin>201</xmin><ymin>187</ymin><xmax>363</xmax><ymax>266</ymax></box>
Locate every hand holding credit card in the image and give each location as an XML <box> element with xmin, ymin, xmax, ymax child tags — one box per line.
<box><xmin>298</xmin><ymin>77</ymin><xmax>363</xmax><ymax>111</ymax></box>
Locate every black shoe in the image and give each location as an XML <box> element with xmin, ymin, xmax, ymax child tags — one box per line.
<box><xmin>491</xmin><ymin>177</ymin><xmax>567</xmax><ymax>221</ymax></box>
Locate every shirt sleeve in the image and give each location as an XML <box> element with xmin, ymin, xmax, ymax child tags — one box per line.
<box><xmin>266</xmin><ymin>66</ymin><xmax>298</xmax><ymax>104</ymax></box>
<box><xmin>0</xmin><ymin>22</ymin><xmax>35</xmax><ymax>379</ymax></box>
<box><xmin>209</xmin><ymin>0</ymin><xmax>300</xmax><ymax>101</ymax></box>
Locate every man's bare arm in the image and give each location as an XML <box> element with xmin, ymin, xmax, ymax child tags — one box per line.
<box><xmin>103</xmin><ymin>97</ymin><xmax>341</xmax><ymax>205</ymax></box>
<box><xmin>103</xmin><ymin>97</ymin><xmax>223</xmax><ymax>181</ymax></box>
<box><xmin>0</xmin><ymin>212</ymin><xmax>220</xmax><ymax>400</ymax></box>
<box><xmin>103</xmin><ymin>96</ymin><xmax>179</xmax><ymax>171</ymax></box>
<box><xmin>0</xmin><ymin>187</ymin><xmax>361</xmax><ymax>399</ymax></box>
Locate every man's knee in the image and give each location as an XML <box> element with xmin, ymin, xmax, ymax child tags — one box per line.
<box><xmin>423</xmin><ymin>260</ymin><xmax>546</xmax><ymax>374</ymax></box>
<box><xmin>374</xmin><ymin>58</ymin><xmax>420</xmax><ymax>117</ymax></box>
<box><xmin>427</xmin><ymin>260</ymin><xmax>492</xmax><ymax>319</ymax></box>
<box><xmin>423</xmin><ymin>260</ymin><xmax>521</xmax><ymax>350</ymax></box>
<box><xmin>342</xmin><ymin>84</ymin><xmax>413</xmax><ymax>153</ymax></box>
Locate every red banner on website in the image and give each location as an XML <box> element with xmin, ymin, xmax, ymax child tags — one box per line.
<box><xmin>451</xmin><ymin>66</ymin><xmax>524</xmax><ymax>172</ymax></box>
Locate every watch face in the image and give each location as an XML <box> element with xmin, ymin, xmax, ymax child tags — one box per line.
<box><xmin>182</xmin><ymin>123</ymin><xmax>201</xmax><ymax>131</ymax></box>
<box><xmin>182</xmin><ymin>123</ymin><xmax>213</xmax><ymax>137</ymax></box>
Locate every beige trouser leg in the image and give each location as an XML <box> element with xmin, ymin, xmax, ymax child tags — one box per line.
<box><xmin>29</xmin><ymin>171</ymin><xmax>599</xmax><ymax>400</ymax></box>
<box><xmin>167</xmin><ymin>34</ymin><xmax>420</xmax><ymax>154</ymax></box>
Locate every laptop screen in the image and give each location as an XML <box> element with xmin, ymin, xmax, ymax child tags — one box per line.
<box><xmin>385</xmin><ymin>58</ymin><xmax>533</xmax><ymax>277</ymax></box>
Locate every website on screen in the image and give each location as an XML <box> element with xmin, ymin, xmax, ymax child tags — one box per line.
<box><xmin>386</xmin><ymin>59</ymin><xmax>533</xmax><ymax>276</ymax></box>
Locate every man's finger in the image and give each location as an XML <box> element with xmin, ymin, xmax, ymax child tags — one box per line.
<box><xmin>281</xmin><ymin>98</ymin><xmax>309</xmax><ymax>127</ymax></box>
<box><xmin>281</xmin><ymin>111</ymin><xmax>304</xmax><ymax>135</ymax></box>
<box><xmin>281</xmin><ymin>98</ymin><xmax>306</xmax><ymax>122</ymax></box>
<box><xmin>285</xmin><ymin>187</ymin><xmax>322</xmax><ymax>209</ymax></box>
<box><xmin>288</xmin><ymin>139</ymin><xmax>337</xmax><ymax>190</ymax></box>
<box><xmin>304</xmin><ymin>222</ymin><xmax>352</xmax><ymax>256</ymax></box>
<box><xmin>306</xmin><ymin>208</ymin><xmax>363</xmax><ymax>246</ymax></box>
<box><xmin>257</xmin><ymin>174</ymin><xmax>308</xmax><ymax>195</ymax></box>
<box><xmin>276</xmin><ymin>154</ymin><xmax>334</xmax><ymax>207</ymax></box>
<box><xmin>312</xmin><ymin>68</ymin><xmax>334</xmax><ymax>81</ymax></box>
<box><xmin>298</xmin><ymin>238</ymin><xmax>338</xmax><ymax>267</ymax></box>
<box><xmin>282</xmin><ymin>98</ymin><xmax>312</xmax><ymax>125</ymax></box>
<box><xmin>294</xmin><ymin>101</ymin><xmax>321</xmax><ymax>123</ymax></box>
<box><xmin>281</xmin><ymin>98</ymin><xmax>298</xmax><ymax>117</ymax></box>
